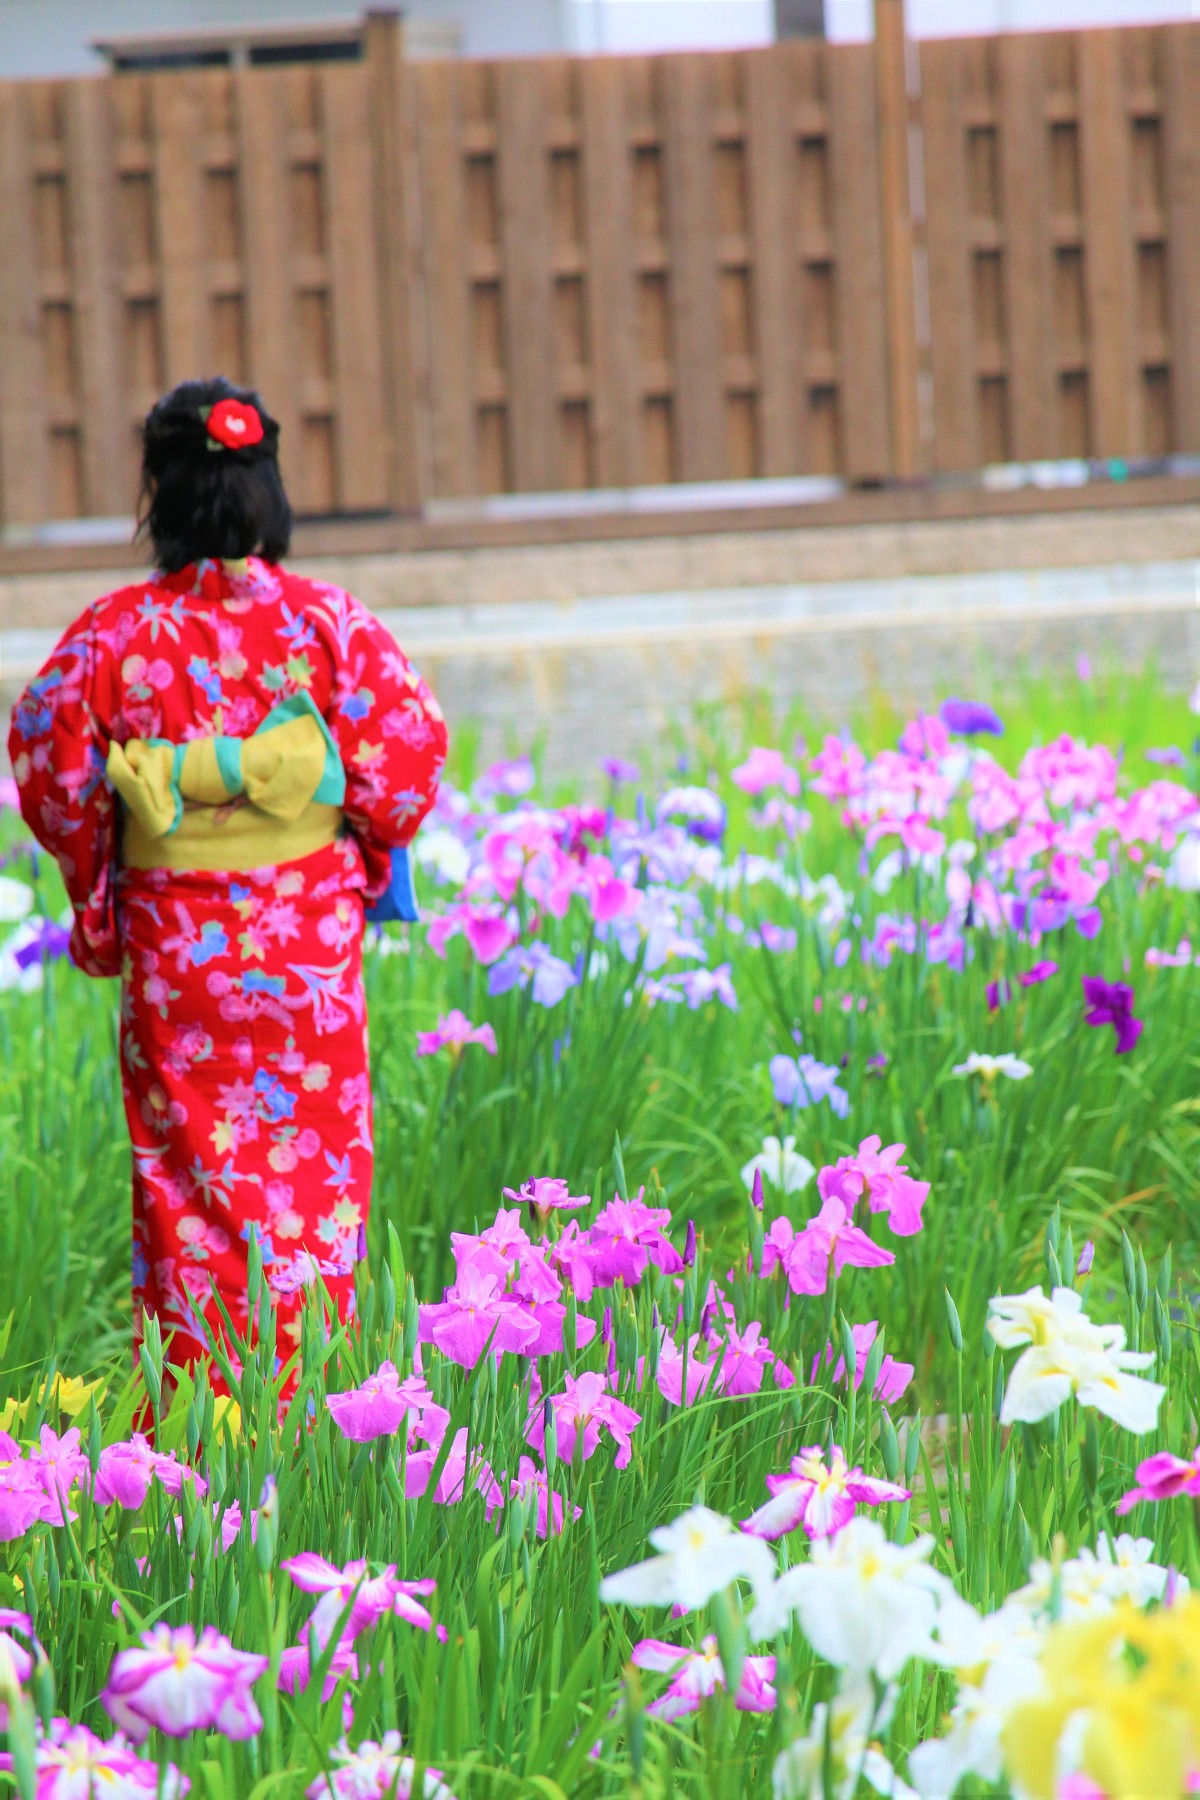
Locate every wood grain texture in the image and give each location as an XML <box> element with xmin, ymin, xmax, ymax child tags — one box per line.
<box><xmin>365</xmin><ymin>11</ymin><xmax>424</xmax><ymax>511</ymax></box>
<box><xmin>236</xmin><ymin>69</ymin><xmax>302</xmax><ymax>495</ymax></box>
<box><xmin>151</xmin><ymin>73</ymin><xmax>210</xmax><ymax>382</ymax></box>
<box><xmin>579</xmin><ymin>55</ymin><xmax>639</xmax><ymax>489</ymax></box>
<box><xmin>662</xmin><ymin>54</ymin><xmax>725</xmax><ymax>482</ymax></box>
<box><xmin>920</xmin><ymin>41</ymin><xmax>978</xmax><ymax>473</ymax></box>
<box><xmin>827</xmin><ymin>43</ymin><xmax>891</xmax><ymax>481</ymax></box>
<box><xmin>64</xmin><ymin>80</ymin><xmax>128</xmax><ymax>515</ymax></box>
<box><xmin>412</xmin><ymin>62</ymin><xmax>475</xmax><ymax>497</ymax></box>
<box><xmin>1078</xmin><ymin>30</ymin><xmax>1140</xmax><ymax>456</ymax></box>
<box><xmin>0</xmin><ymin>84</ymin><xmax>50</xmax><ymax>526</ymax></box>
<box><xmin>873</xmin><ymin>0</ymin><xmax>919</xmax><ymax>475</ymax></box>
<box><xmin>998</xmin><ymin>32</ymin><xmax>1057</xmax><ymax>460</ymax></box>
<box><xmin>321</xmin><ymin>63</ymin><xmax>388</xmax><ymax>510</ymax></box>
<box><xmin>1161</xmin><ymin>23</ymin><xmax>1200</xmax><ymax>452</ymax></box>
<box><xmin>744</xmin><ymin>45</ymin><xmax>804</xmax><ymax>476</ymax></box>
<box><xmin>495</xmin><ymin>59</ymin><xmax>557</xmax><ymax>493</ymax></box>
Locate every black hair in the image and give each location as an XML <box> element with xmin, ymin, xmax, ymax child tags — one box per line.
<box><xmin>138</xmin><ymin>377</ymin><xmax>293</xmax><ymax>572</ymax></box>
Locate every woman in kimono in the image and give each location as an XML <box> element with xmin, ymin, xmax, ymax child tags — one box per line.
<box><xmin>8</xmin><ymin>378</ymin><xmax>447</xmax><ymax>1391</ymax></box>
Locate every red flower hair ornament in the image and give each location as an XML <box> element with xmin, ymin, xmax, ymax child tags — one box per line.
<box><xmin>202</xmin><ymin>398</ymin><xmax>264</xmax><ymax>452</ymax></box>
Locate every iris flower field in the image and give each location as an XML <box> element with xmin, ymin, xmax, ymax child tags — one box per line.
<box><xmin>0</xmin><ymin>672</ymin><xmax>1198</xmax><ymax>1798</ymax></box>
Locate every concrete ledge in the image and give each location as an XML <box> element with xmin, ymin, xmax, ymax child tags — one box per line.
<box><xmin>1</xmin><ymin>504</ymin><xmax>1197</xmax><ymax>635</ymax></box>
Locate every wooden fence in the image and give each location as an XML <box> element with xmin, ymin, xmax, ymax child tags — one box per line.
<box><xmin>0</xmin><ymin>7</ymin><xmax>1196</xmax><ymax>528</ymax></box>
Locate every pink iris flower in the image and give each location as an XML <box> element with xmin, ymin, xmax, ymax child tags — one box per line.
<box><xmin>102</xmin><ymin>1625</ymin><xmax>268</xmax><ymax>1742</ymax></box>
<box><xmin>654</xmin><ymin>1332</ymin><xmax>717</xmax><ymax>1408</ymax></box>
<box><xmin>831</xmin><ymin>1135</ymin><xmax>930</xmax><ymax>1238</ymax></box>
<box><xmin>526</xmin><ymin>1371</ymin><xmax>641</xmax><ymax>1470</ymax></box>
<box><xmin>810</xmin><ymin>1319</ymin><xmax>914</xmax><ymax>1404</ymax></box>
<box><xmin>502</xmin><ymin>1176</ymin><xmax>589</xmax><ymax>1220</ymax></box>
<box><xmin>742</xmin><ymin>1445</ymin><xmax>910</xmax><ymax>1540</ymax></box>
<box><xmin>326</xmin><ymin>1363</ymin><xmax>431</xmax><ymax>1443</ymax></box>
<box><xmin>731</xmin><ymin>747</ymin><xmax>800</xmax><ymax>797</ymax></box>
<box><xmin>588</xmin><ymin>1195</ymin><xmax>683</xmax><ymax>1288</ymax></box>
<box><xmin>631</xmin><ymin>1636</ymin><xmax>776</xmax><ymax>1720</ymax></box>
<box><xmin>772</xmin><ymin>1197</ymin><xmax>894</xmax><ymax>1296</ymax></box>
<box><xmin>415</xmin><ymin>1011</ymin><xmax>497</xmax><ymax>1058</ymax></box>
<box><xmin>1117</xmin><ymin>1446</ymin><xmax>1200</xmax><ymax>1515</ymax></box>
<box><xmin>418</xmin><ymin>1263</ymin><xmax>541</xmax><ymax>1367</ymax></box>
<box><xmin>92</xmin><ymin>1435</ymin><xmax>207</xmax><ymax>1509</ymax></box>
<box><xmin>404</xmin><ymin>1425</ymin><xmax>503</xmax><ymax>1511</ymax></box>
<box><xmin>485</xmin><ymin>1455</ymin><xmax>581</xmax><ymax>1539</ymax></box>
<box><xmin>278</xmin><ymin>1640</ymin><xmax>358</xmax><ymax>1703</ymax></box>
<box><xmin>7</xmin><ymin>1721</ymin><xmax>188</xmax><ymax>1800</ymax></box>
<box><xmin>709</xmin><ymin>1322</ymin><xmax>796</xmax><ymax>1398</ymax></box>
<box><xmin>549</xmin><ymin>1221</ymin><xmax>600</xmax><ymax>1302</ymax></box>
<box><xmin>281</xmin><ymin>1553</ymin><xmax>442</xmax><ymax>1643</ymax></box>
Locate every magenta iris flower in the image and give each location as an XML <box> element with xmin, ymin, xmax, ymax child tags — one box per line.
<box><xmin>631</xmin><ymin>1636</ymin><xmax>776</xmax><ymax>1720</ymax></box>
<box><xmin>326</xmin><ymin>1362</ymin><xmax>430</xmax><ymax>1443</ymax></box>
<box><xmin>526</xmin><ymin>1370</ymin><xmax>641</xmax><ymax>1469</ymax></box>
<box><xmin>281</xmin><ymin>1553</ymin><xmax>441</xmax><ymax>1643</ymax></box>
<box><xmin>939</xmin><ymin>696</ymin><xmax>1004</xmax><ymax>737</ymax></box>
<box><xmin>1082</xmin><ymin>975</ymin><xmax>1144</xmax><ymax>1053</ymax></box>
<box><xmin>1116</xmin><ymin>1446</ymin><xmax>1200</xmax><ymax>1514</ymax></box>
<box><xmin>502</xmin><ymin>1176</ymin><xmax>589</xmax><ymax>1220</ymax></box>
<box><xmin>742</xmin><ymin>1445</ymin><xmax>909</xmax><ymax>1540</ymax></box>
<box><xmin>416</xmin><ymin>1011</ymin><xmax>497</xmax><ymax>1057</ymax></box>
<box><xmin>9</xmin><ymin>1722</ymin><xmax>188</xmax><ymax>1799</ymax></box>
<box><xmin>91</xmin><ymin>1434</ymin><xmax>206</xmax><ymax>1510</ymax></box>
<box><xmin>102</xmin><ymin>1625</ymin><xmax>268</xmax><ymax>1742</ymax></box>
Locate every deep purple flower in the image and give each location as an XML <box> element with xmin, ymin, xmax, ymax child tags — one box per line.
<box><xmin>13</xmin><ymin>920</ymin><xmax>71</xmax><ymax>970</ymax></box>
<box><xmin>602</xmin><ymin>757</ymin><xmax>640</xmax><ymax>785</ymax></box>
<box><xmin>986</xmin><ymin>978</ymin><xmax>1012</xmax><ymax>1013</ymax></box>
<box><xmin>939</xmin><ymin>697</ymin><xmax>1004</xmax><ymax>738</ymax></box>
<box><xmin>1082</xmin><ymin>975</ymin><xmax>1144</xmax><ymax>1054</ymax></box>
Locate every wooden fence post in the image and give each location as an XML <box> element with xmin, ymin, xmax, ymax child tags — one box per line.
<box><xmin>365</xmin><ymin>8</ymin><xmax>425</xmax><ymax>513</ymax></box>
<box><xmin>873</xmin><ymin>0</ymin><xmax>919</xmax><ymax>479</ymax></box>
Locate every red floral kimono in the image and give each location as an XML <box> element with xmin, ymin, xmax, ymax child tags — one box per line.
<box><xmin>8</xmin><ymin>557</ymin><xmax>447</xmax><ymax>1387</ymax></box>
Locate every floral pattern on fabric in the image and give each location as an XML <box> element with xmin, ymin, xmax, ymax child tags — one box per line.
<box><xmin>8</xmin><ymin>558</ymin><xmax>448</xmax><ymax>1386</ymax></box>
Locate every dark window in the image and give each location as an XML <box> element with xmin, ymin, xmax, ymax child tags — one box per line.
<box><xmin>111</xmin><ymin>47</ymin><xmax>231</xmax><ymax>71</ymax></box>
<box><xmin>249</xmin><ymin>37</ymin><xmax>362</xmax><ymax>65</ymax></box>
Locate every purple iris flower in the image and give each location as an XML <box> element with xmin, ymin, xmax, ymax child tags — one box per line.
<box><xmin>1145</xmin><ymin>746</ymin><xmax>1185</xmax><ymax>768</ymax></box>
<box><xmin>13</xmin><ymin>920</ymin><xmax>71</xmax><ymax>970</ymax></box>
<box><xmin>487</xmin><ymin>942</ymin><xmax>578</xmax><ymax>1008</ymax></box>
<box><xmin>769</xmin><ymin>1051</ymin><xmax>850</xmax><ymax>1118</ymax></box>
<box><xmin>602</xmin><ymin>757</ymin><xmax>640</xmax><ymax>785</ymax></box>
<box><xmin>1082</xmin><ymin>975</ymin><xmax>1144</xmax><ymax>1054</ymax></box>
<box><xmin>939</xmin><ymin>697</ymin><xmax>1004</xmax><ymax>737</ymax></box>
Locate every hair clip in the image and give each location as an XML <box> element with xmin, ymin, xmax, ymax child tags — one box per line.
<box><xmin>201</xmin><ymin>399</ymin><xmax>264</xmax><ymax>452</ymax></box>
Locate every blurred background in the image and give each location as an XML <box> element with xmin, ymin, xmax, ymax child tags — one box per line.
<box><xmin>0</xmin><ymin>0</ymin><xmax>1195</xmax><ymax>766</ymax></box>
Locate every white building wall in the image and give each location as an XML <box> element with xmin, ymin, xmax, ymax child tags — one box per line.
<box><xmin>0</xmin><ymin>0</ymin><xmax>1192</xmax><ymax>78</ymax></box>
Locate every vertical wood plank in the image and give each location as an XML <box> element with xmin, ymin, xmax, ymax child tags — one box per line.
<box><xmin>321</xmin><ymin>62</ymin><xmax>388</xmax><ymax>510</ymax></box>
<box><xmin>662</xmin><ymin>54</ymin><xmax>725</xmax><ymax>482</ymax></box>
<box><xmin>495</xmin><ymin>59</ymin><xmax>557</xmax><ymax>493</ymax></box>
<box><xmin>237</xmin><ymin>69</ymin><xmax>302</xmax><ymax>496</ymax></box>
<box><xmin>0</xmin><ymin>83</ymin><xmax>50</xmax><ymax>527</ymax></box>
<box><xmin>826</xmin><ymin>42</ymin><xmax>891</xmax><ymax>480</ymax></box>
<box><xmin>151</xmin><ymin>74</ymin><xmax>210</xmax><ymax>382</ymax></box>
<box><xmin>744</xmin><ymin>45</ymin><xmax>804</xmax><ymax>476</ymax></box>
<box><xmin>64</xmin><ymin>79</ymin><xmax>127</xmax><ymax>515</ymax></box>
<box><xmin>998</xmin><ymin>33</ymin><xmax>1057</xmax><ymax>460</ymax></box>
<box><xmin>1161</xmin><ymin>22</ymin><xmax>1200</xmax><ymax>452</ymax></box>
<box><xmin>1078</xmin><ymin>30</ymin><xmax>1139</xmax><ymax>456</ymax></box>
<box><xmin>413</xmin><ymin>62</ymin><xmax>474</xmax><ymax>497</ymax></box>
<box><xmin>365</xmin><ymin>10</ymin><xmax>424</xmax><ymax>512</ymax></box>
<box><xmin>579</xmin><ymin>55</ymin><xmax>638</xmax><ymax>489</ymax></box>
<box><xmin>873</xmin><ymin>0</ymin><xmax>920</xmax><ymax>476</ymax></box>
<box><xmin>920</xmin><ymin>41</ymin><xmax>978</xmax><ymax>472</ymax></box>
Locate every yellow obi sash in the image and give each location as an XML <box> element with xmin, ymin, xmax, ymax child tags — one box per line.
<box><xmin>108</xmin><ymin>691</ymin><xmax>347</xmax><ymax>873</ymax></box>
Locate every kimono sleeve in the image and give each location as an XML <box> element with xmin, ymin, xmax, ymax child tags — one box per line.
<box><xmin>322</xmin><ymin>595</ymin><xmax>449</xmax><ymax>904</ymax></box>
<box><xmin>6</xmin><ymin>604</ymin><xmax>121</xmax><ymax>978</ymax></box>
